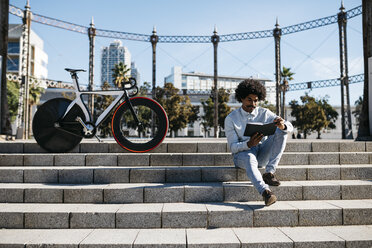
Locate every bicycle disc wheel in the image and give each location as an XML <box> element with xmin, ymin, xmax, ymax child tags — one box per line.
<box><xmin>32</xmin><ymin>98</ymin><xmax>85</xmax><ymax>152</ymax></box>
<box><xmin>112</xmin><ymin>97</ymin><xmax>168</xmax><ymax>152</ymax></box>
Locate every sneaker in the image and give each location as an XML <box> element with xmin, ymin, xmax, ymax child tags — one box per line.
<box><xmin>262</xmin><ymin>189</ymin><xmax>277</xmax><ymax>206</ymax></box>
<box><xmin>263</xmin><ymin>172</ymin><xmax>281</xmax><ymax>186</ymax></box>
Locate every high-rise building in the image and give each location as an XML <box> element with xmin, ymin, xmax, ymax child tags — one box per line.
<box><xmin>7</xmin><ymin>24</ymin><xmax>48</xmax><ymax>78</ymax></box>
<box><xmin>130</xmin><ymin>61</ymin><xmax>141</xmax><ymax>85</ymax></box>
<box><xmin>101</xmin><ymin>40</ymin><xmax>131</xmax><ymax>85</ymax></box>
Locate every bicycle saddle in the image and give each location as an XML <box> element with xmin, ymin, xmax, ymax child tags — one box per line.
<box><xmin>65</xmin><ymin>68</ymin><xmax>86</xmax><ymax>73</ymax></box>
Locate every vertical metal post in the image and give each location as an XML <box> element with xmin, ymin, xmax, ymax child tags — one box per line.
<box><xmin>281</xmin><ymin>80</ymin><xmax>289</xmax><ymax>119</ymax></box>
<box><xmin>338</xmin><ymin>2</ymin><xmax>353</xmax><ymax>139</ymax></box>
<box><xmin>274</xmin><ymin>18</ymin><xmax>282</xmax><ymax>116</ymax></box>
<box><xmin>150</xmin><ymin>26</ymin><xmax>158</xmax><ymax>99</ymax></box>
<box><xmin>211</xmin><ymin>26</ymin><xmax>219</xmax><ymax>138</ymax></box>
<box><xmin>16</xmin><ymin>0</ymin><xmax>31</xmax><ymax>139</ymax></box>
<box><xmin>0</xmin><ymin>0</ymin><xmax>11</xmax><ymax>135</ymax></box>
<box><xmin>356</xmin><ymin>0</ymin><xmax>371</xmax><ymax>140</ymax></box>
<box><xmin>88</xmin><ymin>17</ymin><xmax>96</xmax><ymax>116</ymax></box>
<box><xmin>150</xmin><ymin>27</ymin><xmax>158</xmax><ymax>136</ymax></box>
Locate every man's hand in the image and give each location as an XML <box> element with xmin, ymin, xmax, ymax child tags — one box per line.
<box><xmin>274</xmin><ymin>117</ymin><xmax>286</xmax><ymax>130</ymax></box>
<box><xmin>247</xmin><ymin>132</ymin><xmax>264</xmax><ymax>148</ymax></box>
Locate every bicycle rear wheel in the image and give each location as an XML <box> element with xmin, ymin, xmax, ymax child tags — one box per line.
<box><xmin>32</xmin><ymin>98</ymin><xmax>85</xmax><ymax>152</ymax></box>
<box><xmin>111</xmin><ymin>97</ymin><xmax>168</xmax><ymax>152</ymax></box>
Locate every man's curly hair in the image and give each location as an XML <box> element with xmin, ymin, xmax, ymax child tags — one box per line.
<box><xmin>235</xmin><ymin>79</ymin><xmax>266</xmax><ymax>102</ymax></box>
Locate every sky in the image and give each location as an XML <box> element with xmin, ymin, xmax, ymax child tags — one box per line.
<box><xmin>8</xmin><ymin>0</ymin><xmax>364</xmax><ymax>106</ymax></box>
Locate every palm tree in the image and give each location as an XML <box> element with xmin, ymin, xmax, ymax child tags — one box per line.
<box><xmin>28</xmin><ymin>82</ymin><xmax>45</xmax><ymax>138</ymax></box>
<box><xmin>112</xmin><ymin>62</ymin><xmax>130</xmax><ymax>88</ymax></box>
<box><xmin>280</xmin><ymin>66</ymin><xmax>295</xmax><ymax>118</ymax></box>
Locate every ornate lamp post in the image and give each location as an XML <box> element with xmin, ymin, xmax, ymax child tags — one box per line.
<box><xmin>273</xmin><ymin>18</ymin><xmax>282</xmax><ymax>116</ymax></box>
<box><xmin>16</xmin><ymin>0</ymin><xmax>31</xmax><ymax>139</ymax></box>
<box><xmin>211</xmin><ymin>26</ymin><xmax>219</xmax><ymax>138</ymax></box>
<box><xmin>338</xmin><ymin>1</ymin><xmax>353</xmax><ymax>139</ymax></box>
<box><xmin>88</xmin><ymin>17</ymin><xmax>96</xmax><ymax>114</ymax></box>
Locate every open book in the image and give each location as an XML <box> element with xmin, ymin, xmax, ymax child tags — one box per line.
<box><xmin>243</xmin><ymin>122</ymin><xmax>277</xmax><ymax>136</ymax></box>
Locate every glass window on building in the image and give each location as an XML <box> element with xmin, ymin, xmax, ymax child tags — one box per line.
<box><xmin>225</xmin><ymin>81</ymin><xmax>231</xmax><ymax>89</ymax></box>
<box><xmin>195</xmin><ymin>79</ymin><xmax>200</xmax><ymax>90</ymax></box>
<box><xmin>41</xmin><ymin>60</ymin><xmax>47</xmax><ymax>68</ymax></box>
<box><xmin>182</xmin><ymin>76</ymin><xmax>187</xmax><ymax>89</ymax></box>
<box><xmin>207</xmin><ymin>79</ymin><xmax>213</xmax><ymax>89</ymax></box>
<box><xmin>7</xmin><ymin>57</ymin><xmax>19</xmax><ymax>71</ymax></box>
<box><xmin>201</xmin><ymin>79</ymin><xmax>206</xmax><ymax>90</ymax></box>
<box><xmin>8</xmin><ymin>42</ymin><xmax>20</xmax><ymax>54</ymax></box>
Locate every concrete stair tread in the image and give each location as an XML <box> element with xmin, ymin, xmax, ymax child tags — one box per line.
<box><xmin>1</xmin><ymin>200</ymin><xmax>372</xmax><ymax>229</ymax></box>
<box><xmin>1</xmin><ymin>140</ymin><xmax>371</xmax><ymax>154</ymax></box>
<box><xmin>1</xmin><ymin>151</ymin><xmax>371</xmax><ymax>166</ymax></box>
<box><xmin>1</xmin><ymin>225</ymin><xmax>371</xmax><ymax>247</ymax></box>
<box><xmin>0</xmin><ymin>164</ymin><xmax>372</xmax><ymax>170</ymax></box>
<box><xmin>1</xmin><ymin>180</ymin><xmax>372</xmax><ymax>204</ymax></box>
<box><xmin>0</xmin><ymin>164</ymin><xmax>371</xmax><ymax>184</ymax></box>
<box><xmin>1</xmin><ymin>179</ymin><xmax>372</xmax><ymax>187</ymax></box>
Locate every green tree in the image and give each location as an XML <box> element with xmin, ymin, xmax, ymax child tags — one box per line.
<box><xmin>112</xmin><ymin>62</ymin><xmax>130</xmax><ymax>87</ymax></box>
<box><xmin>188</xmin><ymin>105</ymin><xmax>200</xmax><ymax>124</ymax></box>
<box><xmin>94</xmin><ymin>81</ymin><xmax>114</xmax><ymax>138</ymax></box>
<box><xmin>259</xmin><ymin>100</ymin><xmax>276</xmax><ymax>113</ymax></box>
<box><xmin>6</xmin><ymin>80</ymin><xmax>19</xmax><ymax>123</ymax></box>
<box><xmin>317</xmin><ymin>96</ymin><xmax>338</xmax><ymax>131</ymax></box>
<box><xmin>289</xmin><ymin>94</ymin><xmax>338</xmax><ymax>139</ymax></box>
<box><xmin>155</xmin><ymin>83</ymin><xmax>196</xmax><ymax>137</ymax></box>
<box><xmin>28</xmin><ymin>82</ymin><xmax>45</xmax><ymax>138</ymax></box>
<box><xmin>29</xmin><ymin>83</ymin><xmax>45</xmax><ymax>106</ymax></box>
<box><xmin>138</xmin><ymin>82</ymin><xmax>151</xmax><ymax>96</ymax></box>
<box><xmin>281</xmin><ymin>66</ymin><xmax>295</xmax><ymax>118</ymax></box>
<box><xmin>289</xmin><ymin>95</ymin><xmax>319</xmax><ymax>139</ymax></box>
<box><xmin>201</xmin><ymin>88</ymin><xmax>232</xmax><ymax>136</ymax></box>
<box><xmin>200</xmin><ymin>97</ymin><xmax>213</xmax><ymax>137</ymax></box>
<box><xmin>6</xmin><ymin>79</ymin><xmax>45</xmax><ymax>137</ymax></box>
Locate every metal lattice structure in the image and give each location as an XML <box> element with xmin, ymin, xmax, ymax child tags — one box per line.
<box><xmin>288</xmin><ymin>73</ymin><xmax>364</xmax><ymax>91</ymax></box>
<box><xmin>6</xmin><ymin>73</ymin><xmax>74</xmax><ymax>89</ymax></box>
<box><xmin>5</xmin><ymin>72</ymin><xmax>364</xmax><ymax>93</ymax></box>
<box><xmin>9</xmin><ymin>4</ymin><xmax>362</xmax><ymax>43</ymax></box>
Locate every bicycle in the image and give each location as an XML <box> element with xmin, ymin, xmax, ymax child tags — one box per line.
<box><xmin>32</xmin><ymin>68</ymin><xmax>169</xmax><ymax>153</ymax></box>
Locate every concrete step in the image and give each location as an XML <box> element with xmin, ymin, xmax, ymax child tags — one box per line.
<box><xmin>1</xmin><ymin>225</ymin><xmax>372</xmax><ymax>247</ymax></box>
<box><xmin>1</xmin><ymin>152</ymin><xmax>371</xmax><ymax>167</ymax></box>
<box><xmin>0</xmin><ymin>165</ymin><xmax>371</xmax><ymax>184</ymax></box>
<box><xmin>1</xmin><ymin>200</ymin><xmax>372</xmax><ymax>229</ymax></box>
<box><xmin>0</xmin><ymin>140</ymin><xmax>371</xmax><ymax>153</ymax></box>
<box><xmin>1</xmin><ymin>180</ymin><xmax>372</xmax><ymax>204</ymax></box>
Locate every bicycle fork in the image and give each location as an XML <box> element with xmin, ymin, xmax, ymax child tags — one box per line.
<box><xmin>125</xmin><ymin>96</ymin><xmax>143</xmax><ymax>130</ymax></box>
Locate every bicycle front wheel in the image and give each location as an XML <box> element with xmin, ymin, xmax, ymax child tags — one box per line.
<box><xmin>111</xmin><ymin>97</ymin><xmax>168</xmax><ymax>152</ymax></box>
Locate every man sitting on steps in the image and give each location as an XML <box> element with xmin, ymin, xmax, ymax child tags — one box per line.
<box><xmin>224</xmin><ymin>79</ymin><xmax>293</xmax><ymax>206</ymax></box>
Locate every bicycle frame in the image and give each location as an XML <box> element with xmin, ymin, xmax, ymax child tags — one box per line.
<box><xmin>62</xmin><ymin>72</ymin><xmax>129</xmax><ymax>128</ymax></box>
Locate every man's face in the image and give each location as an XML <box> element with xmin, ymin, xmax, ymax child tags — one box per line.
<box><xmin>241</xmin><ymin>94</ymin><xmax>259</xmax><ymax>113</ymax></box>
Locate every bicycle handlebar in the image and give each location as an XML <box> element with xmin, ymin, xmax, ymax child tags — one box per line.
<box><xmin>122</xmin><ymin>77</ymin><xmax>137</xmax><ymax>89</ymax></box>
